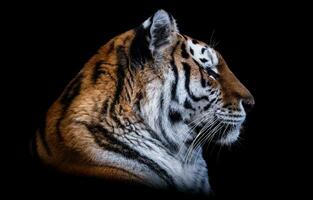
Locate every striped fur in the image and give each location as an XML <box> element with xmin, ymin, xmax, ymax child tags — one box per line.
<box><xmin>35</xmin><ymin>10</ymin><xmax>254</xmax><ymax>194</ymax></box>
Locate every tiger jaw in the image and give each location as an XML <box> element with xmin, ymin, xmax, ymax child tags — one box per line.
<box><xmin>215</xmin><ymin>113</ymin><xmax>245</xmax><ymax>145</ymax></box>
<box><xmin>217</xmin><ymin>126</ymin><xmax>241</xmax><ymax>145</ymax></box>
<box><xmin>192</xmin><ymin>112</ymin><xmax>245</xmax><ymax>146</ymax></box>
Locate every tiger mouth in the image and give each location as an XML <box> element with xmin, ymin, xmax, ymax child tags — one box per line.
<box><xmin>220</xmin><ymin>118</ymin><xmax>244</xmax><ymax>125</ymax></box>
<box><xmin>215</xmin><ymin>113</ymin><xmax>246</xmax><ymax>125</ymax></box>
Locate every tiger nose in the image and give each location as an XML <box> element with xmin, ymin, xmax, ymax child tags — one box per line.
<box><xmin>242</xmin><ymin>95</ymin><xmax>255</xmax><ymax>112</ymax></box>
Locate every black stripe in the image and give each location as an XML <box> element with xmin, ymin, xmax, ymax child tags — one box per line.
<box><xmin>189</xmin><ymin>47</ymin><xmax>194</xmax><ymax>56</ymax></box>
<box><xmin>170</xmin><ymin>61</ymin><xmax>179</xmax><ymax>101</ymax></box>
<box><xmin>203</xmin><ymin>102</ymin><xmax>212</xmax><ymax>111</ymax></box>
<box><xmin>170</xmin><ymin>41</ymin><xmax>180</xmax><ymax>101</ymax></box>
<box><xmin>180</xmin><ymin>43</ymin><xmax>189</xmax><ymax>59</ymax></box>
<box><xmin>83</xmin><ymin>123</ymin><xmax>175</xmax><ymax>186</ymax></box>
<box><xmin>192</xmin><ymin>39</ymin><xmax>199</xmax><ymax>44</ymax></box>
<box><xmin>209</xmin><ymin>97</ymin><xmax>217</xmax><ymax>104</ymax></box>
<box><xmin>169</xmin><ymin>13</ymin><xmax>175</xmax><ymax>23</ymax></box>
<box><xmin>203</xmin><ymin>97</ymin><xmax>217</xmax><ymax>111</ymax></box>
<box><xmin>209</xmin><ymin>90</ymin><xmax>216</xmax><ymax>96</ymax></box>
<box><xmin>145</xmin><ymin>17</ymin><xmax>153</xmax><ymax>40</ymax></box>
<box><xmin>144</xmin><ymin>15</ymin><xmax>153</xmax><ymax>31</ymax></box>
<box><xmin>207</xmin><ymin>80</ymin><xmax>212</xmax><ymax>86</ymax></box>
<box><xmin>57</xmin><ymin>74</ymin><xmax>83</xmax><ymax>140</ymax></box>
<box><xmin>135</xmin><ymin>92</ymin><xmax>143</xmax><ymax>113</ymax></box>
<box><xmin>168</xmin><ymin>109</ymin><xmax>182</xmax><ymax>123</ymax></box>
<box><xmin>206</xmin><ymin>68</ymin><xmax>220</xmax><ymax>79</ymax></box>
<box><xmin>201</xmin><ymin>47</ymin><xmax>206</xmax><ymax>54</ymax></box>
<box><xmin>92</xmin><ymin>61</ymin><xmax>106</xmax><ymax>84</ymax></box>
<box><xmin>92</xmin><ymin>61</ymin><xmax>116</xmax><ymax>84</ymax></box>
<box><xmin>182</xmin><ymin>62</ymin><xmax>209</xmax><ymax>102</ymax></box>
<box><xmin>110</xmin><ymin>46</ymin><xmax>128</xmax><ymax>113</ymax></box>
<box><xmin>110</xmin><ymin>113</ymin><xmax>126</xmax><ymax>130</ymax></box>
<box><xmin>182</xmin><ymin>34</ymin><xmax>188</xmax><ymax>41</ymax></box>
<box><xmin>60</xmin><ymin>74</ymin><xmax>83</xmax><ymax>107</ymax></box>
<box><xmin>200</xmin><ymin>58</ymin><xmax>208</xmax><ymax>63</ymax></box>
<box><xmin>184</xmin><ymin>99</ymin><xmax>195</xmax><ymax>111</ymax></box>
<box><xmin>130</xmin><ymin>27</ymin><xmax>152</xmax><ymax>69</ymax></box>
<box><xmin>199</xmin><ymin>68</ymin><xmax>206</xmax><ymax>88</ymax></box>
<box><xmin>182</xmin><ymin>62</ymin><xmax>191</xmax><ymax>95</ymax></box>
<box><xmin>102</xmin><ymin>100</ymin><xmax>109</xmax><ymax>114</ymax></box>
<box><xmin>125</xmin><ymin>77</ymin><xmax>133</xmax><ymax>102</ymax></box>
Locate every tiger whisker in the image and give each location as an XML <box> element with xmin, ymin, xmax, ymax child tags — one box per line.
<box><xmin>184</xmin><ymin>118</ymin><xmax>219</xmax><ymax>163</ymax></box>
<box><xmin>177</xmin><ymin>112</ymin><xmax>214</xmax><ymax>155</ymax></box>
<box><xmin>186</xmin><ymin>118</ymin><xmax>217</xmax><ymax>156</ymax></box>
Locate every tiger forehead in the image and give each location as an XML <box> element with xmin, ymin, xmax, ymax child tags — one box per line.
<box><xmin>184</xmin><ymin>38</ymin><xmax>219</xmax><ymax>72</ymax></box>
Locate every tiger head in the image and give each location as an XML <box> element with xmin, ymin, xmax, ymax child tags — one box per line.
<box><xmin>129</xmin><ymin>10</ymin><xmax>254</xmax><ymax>147</ymax></box>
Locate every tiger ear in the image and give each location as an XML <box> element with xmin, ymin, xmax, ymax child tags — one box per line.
<box><xmin>142</xmin><ymin>10</ymin><xmax>178</xmax><ymax>58</ymax></box>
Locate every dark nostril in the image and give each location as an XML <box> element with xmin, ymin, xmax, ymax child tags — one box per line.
<box><xmin>242</xmin><ymin>97</ymin><xmax>255</xmax><ymax>112</ymax></box>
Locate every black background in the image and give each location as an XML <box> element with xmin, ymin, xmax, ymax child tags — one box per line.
<box><xmin>6</xmin><ymin>0</ymin><xmax>308</xmax><ymax>199</ymax></box>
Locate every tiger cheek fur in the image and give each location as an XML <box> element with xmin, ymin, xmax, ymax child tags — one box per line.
<box><xmin>35</xmin><ymin>9</ymin><xmax>254</xmax><ymax>194</ymax></box>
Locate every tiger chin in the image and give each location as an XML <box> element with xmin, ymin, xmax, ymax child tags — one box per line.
<box><xmin>35</xmin><ymin>10</ymin><xmax>254</xmax><ymax>195</ymax></box>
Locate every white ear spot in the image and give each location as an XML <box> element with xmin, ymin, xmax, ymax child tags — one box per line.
<box><xmin>143</xmin><ymin>17</ymin><xmax>152</xmax><ymax>29</ymax></box>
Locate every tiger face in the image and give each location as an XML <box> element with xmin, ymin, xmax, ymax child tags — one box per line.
<box><xmin>177</xmin><ymin>37</ymin><xmax>255</xmax><ymax>145</ymax></box>
<box><xmin>182</xmin><ymin>37</ymin><xmax>254</xmax><ymax>144</ymax></box>
<box><xmin>137</xmin><ymin>10</ymin><xmax>254</xmax><ymax>147</ymax></box>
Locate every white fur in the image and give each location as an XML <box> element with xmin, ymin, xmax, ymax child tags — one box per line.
<box><xmin>187</xmin><ymin>40</ymin><xmax>219</xmax><ymax>73</ymax></box>
<box><xmin>143</xmin><ymin>17</ymin><xmax>151</xmax><ymax>29</ymax></box>
<box><xmin>129</xmin><ymin>65</ymin><xmax>210</xmax><ymax>192</ymax></box>
<box><xmin>218</xmin><ymin>128</ymin><xmax>240</xmax><ymax>145</ymax></box>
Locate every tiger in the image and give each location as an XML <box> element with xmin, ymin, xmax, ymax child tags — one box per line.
<box><xmin>35</xmin><ymin>10</ymin><xmax>254</xmax><ymax>194</ymax></box>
